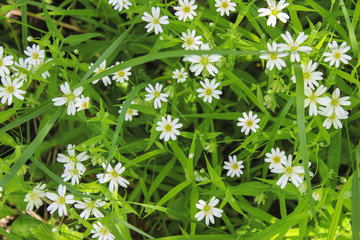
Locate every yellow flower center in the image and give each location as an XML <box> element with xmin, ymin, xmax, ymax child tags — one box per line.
<box><xmin>246</xmin><ymin>120</ymin><xmax>253</xmax><ymax>127</ymax></box>
<box><xmin>231</xmin><ymin>163</ymin><xmax>239</xmax><ymax>170</ymax></box>
<box><xmin>72</xmin><ymin>168</ymin><xmax>79</xmax><ymax>175</ymax></box>
<box><xmin>222</xmin><ymin>1</ymin><xmax>229</xmax><ymax>9</ymax></box>
<box><xmin>111</xmin><ymin>170</ymin><xmax>119</xmax><ymax>178</ymax></box>
<box><xmin>271</xmin><ymin>9</ymin><xmax>279</xmax><ymax>16</ymax></box>
<box><xmin>30</xmin><ymin>192</ymin><xmax>39</xmax><ymax>201</ymax></box>
<box><xmin>69</xmin><ymin>156</ymin><xmax>77</xmax><ymax>162</ymax></box>
<box><xmin>334</xmin><ymin>52</ymin><xmax>341</xmax><ymax>59</ymax></box>
<box><xmin>127</xmin><ymin>108</ymin><xmax>133</xmax><ymax>115</ymax></box>
<box><xmin>117</xmin><ymin>70</ymin><xmax>125</xmax><ymax>77</ymax></box>
<box><xmin>205</xmin><ymin>88</ymin><xmax>213</xmax><ymax>96</ymax></box>
<box><xmin>154</xmin><ymin>91</ymin><xmax>161</xmax><ymax>98</ymax></box>
<box><xmin>329</xmin><ymin>113</ymin><xmax>336</xmax><ymax>120</ymax></box>
<box><xmin>203</xmin><ymin>205</ymin><xmax>211</xmax><ymax>213</ymax></box>
<box><xmin>201</xmin><ymin>56</ymin><xmax>209</xmax><ymax>65</ymax></box>
<box><xmin>270</xmin><ymin>53</ymin><xmax>278</xmax><ymax>60</ymax></box>
<box><xmin>178</xmin><ymin>73</ymin><xmax>183</xmax><ymax>79</ymax></box>
<box><xmin>183</xmin><ymin>6</ymin><xmax>191</xmax><ymax>13</ymax></box>
<box><xmin>285</xmin><ymin>166</ymin><xmax>294</xmax><ymax>175</ymax></box>
<box><xmin>100</xmin><ymin>227</ymin><xmax>109</xmax><ymax>236</ymax></box>
<box><xmin>6</xmin><ymin>85</ymin><xmax>14</xmax><ymax>94</ymax></box>
<box><xmin>0</xmin><ymin>58</ymin><xmax>3</xmax><ymax>66</ymax></box>
<box><xmin>164</xmin><ymin>124</ymin><xmax>172</xmax><ymax>132</ymax></box>
<box><xmin>82</xmin><ymin>101</ymin><xmax>88</xmax><ymax>109</ymax></box>
<box><xmin>186</xmin><ymin>38</ymin><xmax>194</xmax><ymax>45</ymax></box>
<box><xmin>58</xmin><ymin>196</ymin><xmax>66</xmax><ymax>205</ymax></box>
<box><xmin>331</xmin><ymin>98</ymin><xmax>339</xmax><ymax>107</ymax></box>
<box><xmin>153</xmin><ymin>18</ymin><xmax>159</xmax><ymax>24</ymax></box>
<box><xmin>88</xmin><ymin>202</ymin><xmax>95</xmax><ymax>209</ymax></box>
<box><xmin>67</xmin><ymin>93</ymin><xmax>75</xmax><ymax>101</ymax></box>
<box><xmin>290</xmin><ymin>45</ymin><xmax>299</xmax><ymax>51</ymax></box>
<box><xmin>303</xmin><ymin>71</ymin><xmax>310</xmax><ymax>79</ymax></box>
<box><xmin>309</xmin><ymin>94</ymin><xmax>316</xmax><ymax>102</ymax></box>
<box><xmin>273</xmin><ymin>156</ymin><xmax>281</xmax><ymax>163</ymax></box>
<box><xmin>32</xmin><ymin>52</ymin><xmax>39</xmax><ymax>59</ymax></box>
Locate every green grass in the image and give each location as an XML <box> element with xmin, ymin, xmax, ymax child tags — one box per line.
<box><xmin>0</xmin><ymin>0</ymin><xmax>359</xmax><ymax>239</ymax></box>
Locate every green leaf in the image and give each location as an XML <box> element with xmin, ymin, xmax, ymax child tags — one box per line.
<box><xmin>328</xmin><ymin>130</ymin><xmax>342</xmax><ymax>188</ymax></box>
<box><xmin>64</xmin><ymin>33</ymin><xmax>104</xmax><ymax>46</ymax></box>
<box><xmin>41</xmin><ymin>0</ymin><xmax>63</xmax><ymax>40</ymax></box>
<box><xmin>294</xmin><ymin>64</ymin><xmax>315</xmax><ymax>220</ymax></box>
<box><xmin>339</xmin><ymin>0</ymin><xmax>359</xmax><ymax>56</ymax></box>
<box><xmin>352</xmin><ymin>147</ymin><xmax>360</xmax><ymax>240</ymax></box>
<box><xmin>148</xmin><ymin>157</ymin><xmax>177</xmax><ymax>197</ymax></box>
<box><xmin>0</xmin><ymin>107</ymin><xmax>62</xmax><ymax>189</ymax></box>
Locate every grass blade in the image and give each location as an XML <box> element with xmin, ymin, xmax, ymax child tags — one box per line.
<box><xmin>339</xmin><ymin>0</ymin><xmax>359</xmax><ymax>56</ymax></box>
<box><xmin>0</xmin><ymin>107</ymin><xmax>62</xmax><ymax>189</ymax></box>
<box><xmin>352</xmin><ymin>147</ymin><xmax>360</xmax><ymax>240</ymax></box>
<box><xmin>294</xmin><ymin>64</ymin><xmax>316</xmax><ymax>220</ymax></box>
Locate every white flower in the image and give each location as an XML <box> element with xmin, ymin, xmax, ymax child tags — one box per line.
<box><xmin>237</xmin><ymin>111</ymin><xmax>261</xmax><ymax>135</ymax></box>
<box><xmin>312</xmin><ymin>189</ymin><xmax>322</xmax><ymax>201</ymax></box>
<box><xmin>323</xmin><ymin>41</ymin><xmax>352</xmax><ymax>68</ymax></box>
<box><xmin>278</xmin><ymin>32</ymin><xmax>312</xmax><ymax>62</ymax></box>
<box><xmin>321</xmin><ymin>88</ymin><xmax>351</xmax><ymax>117</ymax></box>
<box><xmin>144</xmin><ymin>82</ymin><xmax>169</xmax><ymax>109</ymax></box>
<box><xmin>142</xmin><ymin>7</ymin><xmax>169</xmax><ymax>35</ymax></box>
<box><xmin>52</xmin><ymin>81</ymin><xmax>83</xmax><ymax>115</ymax></box>
<box><xmin>258</xmin><ymin>0</ymin><xmax>290</xmax><ymax>27</ymax></box>
<box><xmin>33</xmin><ymin>59</ymin><xmax>51</xmax><ymax>79</ymax></box>
<box><xmin>46</xmin><ymin>185</ymin><xmax>75</xmax><ymax>217</ymax></box>
<box><xmin>0</xmin><ymin>186</ymin><xmax>2</xmax><ymax>198</ymax></box>
<box><xmin>91</xmin><ymin>60</ymin><xmax>112</xmax><ymax>86</ymax></box>
<box><xmin>13</xmin><ymin>58</ymin><xmax>30</xmax><ymax>81</ymax></box>
<box><xmin>172</xmin><ymin>68</ymin><xmax>188</xmax><ymax>83</ymax></box>
<box><xmin>180</xmin><ymin>29</ymin><xmax>203</xmax><ymax>50</ymax></box>
<box><xmin>291</xmin><ymin>60</ymin><xmax>323</xmax><ymax>89</ymax></box>
<box><xmin>196</xmin><ymin>78</ymin><xmax>222</xmax><ymax>103</ymax></box>
<box><xmin>174</xmin><ymin>0</ymin><xmax>197</xmax><ymax>22</ymax></box>
<box><xmin>215</xmin><ymin>0</ymin><xmax>237</xmax><ymax>16</ymax></box>
<box><xmin>204</xmin><ymin>142</ymin><xmax>217</xmax><ymax>153</ymax></box>
<box><xmin>194</xmin><ymin>170</ymin><xmax>205</xmax><ymax>182</ymax></box>
<box><xmin>108</xmin><ymin>0</ymin><xmax>132</xmax><ymax>12</ymax></box>
<box><xmin>61</xmin><ymin>162</ymin><xmax>86</xmax><ymax>185</ymax></box>
<box><xmin>0</xmin><ymin>76</ymin><xmax>25</xmax><ymax>105</ymax></box>
<box><xmin>91</xmin><ymin>221</ymin><xmax>115</xmax><ymax>240</ymax></box>
<box><xmin>74</xmin><ymin>197</ymin><xmax>106</xmax><ymax>219</ymax></box>
<box><xmin>304</xmin><ymin>85</ymin><xmax>328</xmax><ymax>116</ymax></box>
<box><xmin>0</xmin><ymin>46</ymin><xmax>13</xmax><ymax>78</ymax></box>
<box><xmin>195</xmin><ymin>196</ymin><xmax>223</xmax><ymax>225</ymax></box>
<box><xmin>24</xmin><ymin>44</ymin><xmax>44</xmax><ymax>67</ymax></box>
<box><xmin>184</xmin><ymin>44</ymin><xmax>222</xmax><ymax>76</ymax></box>
<box><xmin>155</xmin><ymin>115</ymin><xmax>183</xmax><ymax>141</ymax></box>
<box><xmin>24</xmin><ymin>183</ymin><xmax>47</xmax><ymax>211</ymax></box>
<box><xmin>119</xmin><ymin>101</ymin><xmax>138</xmax><ymax>121</ymax></box>
<box><xmin>223</xmin><ymin>155</ymin><xmax>244</xmax><ymax>177</ymax></box>
<box><xmin>75</xmin><ymin>95</ymin><xmax>90</xmax><ymax>111</ymax></box>
<box><xmin>271</xmin><ymin>155</ymin><xmax>304</xmax><ymax>189</ymax></box>
<box><xmin>56</xmin><ymin>144</ymin><xmax>89</xmax><ymax>164</ymax></box>
<box><xmin>264</xmin><ymin>147</ymin><xmax>287</xmax><ymax>170</ymax></box>
<box><xmin>260</xmin><ymin>42</ymin><xmax>288</xmax><ymax>70</ymax></box>
<box><xmin>96</xmin><ymin>162</ymin><xmax>129</xmax><ymax>192</ymax></box>
<box><xmin>319</xmin><ymin>107</ymin><xmax>349</xmax><ymax>129</ymax></box>
<box><xmin>299</xmin><ymin>162</ymin><xmax>314</xmax><ymax>180</ymax></box>
<box><xmin>112</xmin><ymin>61</ymin><xmax>131</xmax><ymax>83</ymax></box>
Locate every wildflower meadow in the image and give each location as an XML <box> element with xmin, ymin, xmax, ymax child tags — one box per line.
<box><xmin>0</xmin><ymin>0</ymin><xmax>360</xmax><ymax>239</ymax></box>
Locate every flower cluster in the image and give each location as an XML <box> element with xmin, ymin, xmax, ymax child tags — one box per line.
<box><xmin>265</xmin><ymin>148</ymin><xmax>308</xmax><ymax>189</ymax></box>
<box><xmin>259</xmin><ymin>30</ymin><xmax>352</xmax><ymax>129</ymax></box>
<box><xmin>52</xmin><ymin>81</ymin><xmax>90</xmax><ymax>115</ymax></box>
<box><xmin>57</xmin><ymin>144</ymin><xmax>88</xmax><ymax>185</ymax></box>
<box><xmin>0</xmin><ymin>43</ymin><xmax>52</xmax><ymax>106</ymax></box>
